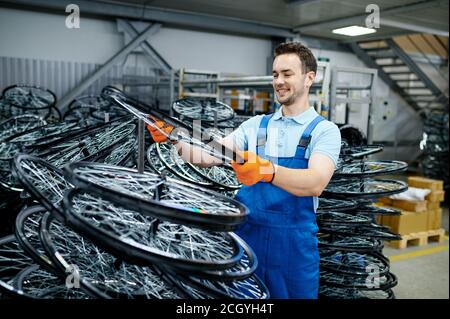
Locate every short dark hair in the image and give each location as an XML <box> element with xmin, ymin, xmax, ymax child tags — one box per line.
<box><xmin>274</xmin><ymin>42</ymin><xmax>317</xmax><ymax>74</ymax></box>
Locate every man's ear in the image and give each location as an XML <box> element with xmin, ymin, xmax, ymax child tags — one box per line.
<box><xmin>306</xmin><ymin>72</ymin><xmax>316</xmax><ymax>89</ymax></box>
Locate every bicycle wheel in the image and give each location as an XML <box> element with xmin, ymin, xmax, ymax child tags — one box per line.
<box><xmin>12</xmin><ymin>154</ymin><xmax>72</xmax><ymax>220</ymax></box>
<box><xmin>333</xmin><ymin>160</ymin><xmax>408</xmax><ymax>177</ymax></box>
<box><xmin>319</xmin><ymin>223</ymin><xmax>401</xmax><ymax>241</ymax></box>
<box><xmin>102</xmin><ymin>135</ymin><xmax>137</xmax><ymax>166</ymax></box>
<box><xmin>104</xmin><ymin>91</ymin><xmax>242</xmax><ymax>163</ymax></box>
<box><xmin>7</xmin><ymin>122</ymin><xmax>78</xmax><ymax>147</ymax></box>
<box><xmin>30</xmin><ymin>119</ymin><xmax>120</xmax><ymax>152</ymax></box>
<box><xmin>317</xmin><ymin>198</ymin><xmax>358</xmax><ymax>212</ymax></box>
<box><xmin>317</xmin><ymin>212</ymin><xmax>373</xmax><ymax>226</ymax></box>
<box><xmin>175</xmin><ymin>272</ymin><xmax>269</xmax><ymax>299</ymax></box>
<box><xmin>155</xmin><ymin>142</ymin><xmax>215</xmax><ymax>188</ymax></box>
<box><xmin>91</xmin><ymin>103</ymin><xmax>130</xmax><ymax>122</ymax></box>
<box><xmin>319</xmin><ymin>250</ymin><xmax>390</xmax><ymax>277</ymax></box>
<box><xmin>44</xmin><ymin>121</ymin><xmax>136</xmax><ymax>168</ymax></box>
<box><xmin>0</xmin><ymin>168</ymin><xmax>23</xmax><ymax>193</ymax></box>
<box><xmin>0</xmin><ymin>123</ymin><xmax>80</xmax><ymax>177</ymax></box>
<box><xmin>318</xmin><ymin>234</ymin><xmax>383</xmax><ymax>253</ymax></box>
<box><xmin>319</xmin><ymin>285</ymin><xmax>395</xmax><ymax>299</ymax></box>
<box><xmin>188</xmin><ymin>164</ymin><xmax>240</xmax><ymax>190</ymax></box>
<box><xmin>39</xmin><ymin>212</ymin><xmax>184</xmax><ymax>299</ymax></box>
<box><xmin>63</xmin><ymin>105</ymin><xmax>102</xmax><ymax>127</ymax></box>
<box><xmin>0</xmin><ymin>142</ymin><xmax>21</xmax><ymax>165</ymax></box>
<box><xmin>323</xmin><ymin>179</ymin><xmax>408</xmax><ymax>199</ymax></box>
<box><xmin>0</xmin><ymin>234</ymin><xmax>35</xmax><ymax>298</ymax></box>
<box><xmin>159</xmin><ymin>270</ymin><xmax>217</xmax><ymax>299</ymax></box>
<box><xmin>64</xmin><ymin>162</ymin><xmax>248</xmax><ymax>230</ymax></box>
<box><xmin>70</xmin><ymin>94</ymin><xmax>129</xmax><ymax>122</ymax></box>
<box><xmin>172</xmin><ymin>98</ymin><xmax>235</xmax><ymax>123</ymax></box>
<box><xmin>15</xmin><ymin>264</ymin><xmax>91</xmax><ymax>299</ymax></box>
<box><xmin>203</xmin><ymin>115</ymin><xmax>249</xmax><ymax>130</ymax></box>
<box><xmin>178</xmin><ymin>233</ymin><xmax>258</xmax><ymax>282</ymax></box>
<box><xmin>15</xmin><ymin>206</ymin><xmax>56</xmax><ymax>272</ymax></box>
<box><xmin>356</xmin><ymin>204</ymin><xmax>401</xmax><ymax>216</ymax></box>
<box><xmin>63</xmin><ymin>188</ymin><xmax>243</xmax><ymax>273</ymax></box>
<box><xmin>339</xmin><ymin>144</ymin><xmax>384</xmax><ymax>160</ymax></box>
<box><xmin>0</xmin><ymin>115</ymin><xmax>47</xmax><ymax>143</ymax></box>
<box><xmin>320</xmin><ymin>270</ymin><xmax>397</xmax><ymax>290</ymax></box>
<box><xmin>2</xmin><ymin>85</ymin><xmax>56</xmax><ymax>109</ymax></box>
<box><xmin>146</xmin><ymin>143</ymin><xmax>179</xmax><ymax>179</ymax></box>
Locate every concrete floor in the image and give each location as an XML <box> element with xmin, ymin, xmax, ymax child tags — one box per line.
<box><xmin>383</xmin><ymin>206</ymin><xmax>449</xmax><ymax>299</ymax></box>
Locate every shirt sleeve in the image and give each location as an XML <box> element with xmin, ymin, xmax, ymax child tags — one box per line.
<box><xmin>226</xmin><ymin>115</ymin><xmax>263</xmax><ymax>151</ymax></box>
<box><xmin>309</xmin><ymin>121</ymin><xmax>341</xmax><ymax>168</ymax></box>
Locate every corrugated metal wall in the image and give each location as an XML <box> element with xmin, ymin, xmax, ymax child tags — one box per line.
<box><xmin>0</xmin><ymin>56</ymin><xmax>172</xmax><ymax>109</ymax></box>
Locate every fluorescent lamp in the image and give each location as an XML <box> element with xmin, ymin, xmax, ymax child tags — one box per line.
<box><xmin>332</xmin><ymin>25</ymin><xmax>376</xmax><ymax>37</ymax></box>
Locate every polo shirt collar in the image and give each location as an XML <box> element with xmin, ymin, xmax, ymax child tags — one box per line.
<box><xmin>272</xmin><ymin>106</ymin><xmax>316</xmax><ymax>124</ymax></box>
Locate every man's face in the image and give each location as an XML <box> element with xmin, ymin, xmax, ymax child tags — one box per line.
<box><xmin>272</xmin><ymin>53</ymin><xmax>315</xmax><ymax>106</ymax></box>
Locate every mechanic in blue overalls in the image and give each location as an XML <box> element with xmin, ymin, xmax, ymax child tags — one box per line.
<box><xmin>147</xmin><ymin>42</ymin><xmax>341</xmax><ymax>299</ymax></box>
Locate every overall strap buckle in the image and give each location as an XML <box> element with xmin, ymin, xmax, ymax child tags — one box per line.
<box><xmin>297</xmin><ymin>116</ymin><xmax>325</xmax><ymax>149</ymax></box>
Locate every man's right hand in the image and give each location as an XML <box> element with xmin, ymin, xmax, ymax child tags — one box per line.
<box><xmin>146</xmin><ymin>117</ymin><xmax>175</xmax><ymax>143</ymax></box>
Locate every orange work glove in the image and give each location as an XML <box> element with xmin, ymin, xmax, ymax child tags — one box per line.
<box><xmin>146</xmin><ymin>117</ymin><xmax>176</xmax><ymax>144</ymax></box>
<box><xmin>231</xmin><ymin>151</ymin><xmax>275</xmax><ymax>186</ymax></box>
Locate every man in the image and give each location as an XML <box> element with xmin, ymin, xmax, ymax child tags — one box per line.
<box><xmin>148</xmin><ymin>42</ymin><xmax>341</xmax><ymax>299</ymax></box>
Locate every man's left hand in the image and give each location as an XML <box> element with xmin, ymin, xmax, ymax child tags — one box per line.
<box><xmin>231</xmin><ymin>151</ymin><xmax>275</xmax><ymax>186</ymax></box>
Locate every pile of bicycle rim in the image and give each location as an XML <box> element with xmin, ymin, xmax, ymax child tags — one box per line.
<box><xmin>0</xmin><ymin>84</ymin><xmax>408</xmax><ymax>300</ymax></box>
<box><xmin>420</xmin><ymin>110</ymin><xmax>449</xmax><ymax>195</ymax></box>
<box><xmin>317</xmin><ymin>137</ymin><xmax>408</xmax><ymax>299</ymax></box>
<box><xmin>0</xmin><ymin>84</ymin><xmax>269</xmax><ymax>299</ymax></box>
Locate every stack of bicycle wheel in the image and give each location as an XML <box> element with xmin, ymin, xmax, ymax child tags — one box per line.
<box><xmin>317</xmin><ymin>143</ymin><xmax>408</xmax><ymax>299</ymax></box>
<box><xmin>0</xmin><ymin>154</ymin><xmax>269</xmax><ymax>299</ymax></box>
<box><xmin>0</xmin><ymin>85</ymin><xmax>59</xmax><ymax>236</ymax></box>
<box><xmin>420</xmin><ymin>110</ymin><xmax>449</xmax><ymax>197</ymax></box>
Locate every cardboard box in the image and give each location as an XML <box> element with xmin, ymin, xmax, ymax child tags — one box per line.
<box><xmin>408</xmin><ymin>176</ymin><xmax>444</xmax><ymax>192</ymax></box>
<box><xmin>389</xmin><ymin>199</ymin><xmax>427</xmax><ymax>212</ymax></box>
<box><xmin>426</xmin><ymin>190</ymin><xmax>445</xmax><ymax>203</ymax></box>
<box><xmin>427</xmin><ymin>208</ymin><xmax>443</xmax><ymax>230</ymax></box>
<box><xmin>379</xmin><ymin>197</ymin><xmax>392</xmax><ymax>206</ymax></box>
<box><xmin>383</xmin><ymin>210</ymin><xmax>429</xmax><ymax>235</ymax></box>
<box><xmin>376</xmin><ymin>215</ymin><xmax>384</xmax><ymax>225</ymax></box>
<box><xmin>427</xmin><ymin>201</ymin><xmax>441</xmax><ymax>211</ymax></box>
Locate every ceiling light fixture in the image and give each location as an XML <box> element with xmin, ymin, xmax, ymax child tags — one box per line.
<box><xmin>332</xmin><ymin>25</ymin><xmax>377</xmax><ymax>37</ymax></box>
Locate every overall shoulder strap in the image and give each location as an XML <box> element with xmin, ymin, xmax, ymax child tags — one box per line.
<box><xmin>256</xmin><ymin>113</ymin><xmax>273</xmax><ymax>155</ymax></box>
<box><xmin>297</xmin><ymin>116</ymin><xmax>325</xmax><ymax>149</ymax></box>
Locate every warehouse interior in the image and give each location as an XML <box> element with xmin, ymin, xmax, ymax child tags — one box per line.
<box><xmin>0</xmin><ymin>0</ymin><xmax>448</xmax><ymax>300</ymax></box>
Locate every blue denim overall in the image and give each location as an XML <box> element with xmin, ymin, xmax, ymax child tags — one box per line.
<box><xmin>236</xmin><ymin>114</ymin><xmax>325</xmax><ymax>299</ymax></box>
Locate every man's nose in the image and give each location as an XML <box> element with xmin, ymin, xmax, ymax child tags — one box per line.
<box><xmin>274</xmin><ymin>75</ymin><xmax>284</xmax><ymax>86</ymax></box>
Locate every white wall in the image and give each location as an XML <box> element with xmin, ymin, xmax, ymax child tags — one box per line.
<box><xmin>147</xmin><ymin>27</ymin><xmax>272</xmax><ymax>76</ymax></box>
<box><xmin>0</xmin><ymin>7</ymin><xmax>124</xmax><ymax>64</ymax></box>
<box><xmin>0</xmin><ymin>7</ymin><xmax>271</xmax><ymax>76</ymax></box>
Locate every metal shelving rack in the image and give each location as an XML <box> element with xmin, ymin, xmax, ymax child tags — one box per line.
<box><xmin>178</xmin><ymin>61</ymin><xmax>331</xmax><ymax>116</ymax></box>
<box><xmin>330</xmin><ymin>66</ymin><xmax>378</xmax><ymax>143</ymax></box>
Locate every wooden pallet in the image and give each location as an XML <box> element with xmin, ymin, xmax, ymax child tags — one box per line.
<box><xmin>387</xmin><ymin>228</ymin><xmax>447</xmax><ymax>249</ymax></box>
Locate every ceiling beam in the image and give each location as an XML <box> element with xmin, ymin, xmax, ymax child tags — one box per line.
<box><xmin>293</xmin><ymin>0</ymin><xmax>448</xmax><ymax>32</ymax></box>
<box><xmin>381</xmin><ymin>19</ymin><xmax>449</xmax><ymax>37</ymax></box>
<box><xmin>284</xmin><ymin>0</ymin><xmax>320</xmax><ymax>4</ymax></box>
<box><xmin>0</xmin><ymin>0</ymin><xmax>295</xmax><ymax>38</ymax></box>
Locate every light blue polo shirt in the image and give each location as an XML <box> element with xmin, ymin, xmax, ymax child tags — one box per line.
<box><xmin>229</xmin><ymin>106</ymin><xmax>341</xmax><ymax>211</ymax></box>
